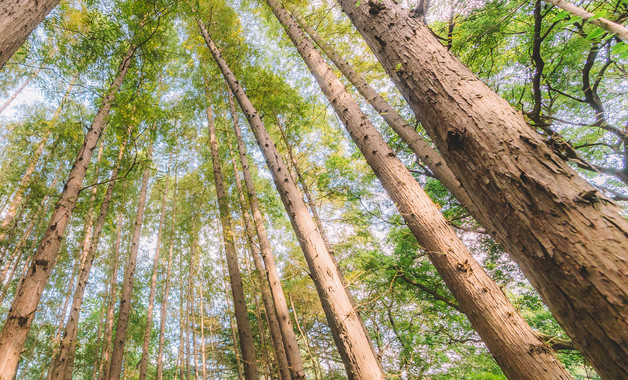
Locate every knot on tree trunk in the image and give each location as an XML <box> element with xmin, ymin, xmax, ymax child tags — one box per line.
<box><xmin>368</xmin><ymin>0</ymin><xmax>386</xmax><ymax>15</ymax></box>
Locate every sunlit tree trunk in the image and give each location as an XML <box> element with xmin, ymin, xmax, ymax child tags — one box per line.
<box><xmin>200</xmin><ymin>21</ymin><xmax>384</xmax><ymax>379</ymax></box>
<box><xmin>205</xmin><ymin>101</ymin><xmax>259</xmax><ymax>380</ymax></box>
<box><xmin>108</xmin><ymin>136</ymin><xmax>154</xmax><ymax>380</ymax></box>
<box><xmin>0</xmin><ymin>65</ymin><xmax>43</xmax><ymax>114</ymax></box>
<box><xmin>220</xmin><ymin>256</ymin><xmax>245</xmax><ymax>380</ymax></box>
<box><xmin>336</xmin><ymin>1</ymin><xmax>628</xmax><ymax>378</ymax></box>
<box><xmin>266</xmin><ymin>1</ymin><xmax>573</xmax><ymax>379</ymax></box>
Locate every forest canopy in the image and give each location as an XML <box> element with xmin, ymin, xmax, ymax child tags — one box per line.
<box><xmin>0</xmin><ymin>0</ymin><xmax>627</xmax><ymax>379</ymax></box>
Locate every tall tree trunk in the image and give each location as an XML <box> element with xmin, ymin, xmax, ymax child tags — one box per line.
<box><xmin>289</xmin><ymin>293</ymin><xmax>322</xmax><ymax>380</ymax></box>
<box><xmin>156</xmin><ymin>172</ymin><xmax>178</xmax><ymax>380</ymax></box>
<box><xmin>98</xmin><ymin>212</ymin><xmax>124</xmax><ymax>380</ymax></box>
<box><xmin>205</xmin><ymin>101</ymin><xmax>259</xmax><ymax>380</ymax></box>
<box><xmin>0</xmin><ymin>45</ymin><xmax>135</xmax><ymax>378</ymax></box>
<box><xmin>220</xmin><ymin>252</ymin><xmax>245</xmax><ymax>380</ymax></box>
<box><xmin>91</xmin><ymin>293</ymin><xmax>106</xmax><ymax>380</ymax></box>
<box><xmin>226</xmin><ymin>137</ymin><xmax>291</xmax><ymax>380</ymax></box>
<box><xmin>199</xmin><ymin>21</ymin><xmax>384</xmax><ymax>380</ymax></box>
<box><xmin>177</xmin><ymin>256</ymin><xmax>186</xmax><ymax>380</ymax></box>
<box><xmin>0</xmin><ymin>0</ymin><xmax>60</xmax><ymax>68</ymax></box>
<box><xmin>262</xmin><ymin>2</ymin><xmax>573</xmax><ymax>379</ymax></box>
<box><xmin>197</xmin><ymin>282</ymin><xmax>207</xmax><ymax>380</ymax></box>
<box><xmin>0</xmin><ymin>65</ymin><xmax>43</xmax><ymax>115</ymax></box>
<box><xmin>139</xmin><ymin>159</ymin><xmax>170</xmax><ymax>380</ymax></box>
<box><xmin>226</xmin><ymin>88</ymin><xmax>306</xmax><ymax>380</ymax></box>
<box><xmin>336</xmin><ymin>1</ymin><xmax>628</xmax><ymax>378</ymax></box>
<box><xmin>108</xmin><ymin>136</ymin><xmax>154</xmax><ymax>379</ymax></box>
<box><xmin>50</xmin><ymin>131</ymin><xmax>129</xmax><ymax>380</ymax></box>
<box><xmin>291</xmin><ymin>13</ymin><xmax>474</xmax><ymax>212</ymax></box>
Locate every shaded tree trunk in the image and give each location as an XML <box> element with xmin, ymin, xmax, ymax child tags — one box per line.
<box><xmin>264</xmin><ymin>1</ymin><xmax>572</xmax><ymax>379</ymax></box>
<box><xmin>226</xmin><ymin>88</ymin><xmax>306</xmax><ymax>380</ymax></box>
<box><xmin>199</xmin><ymin>21</ymin><xmax>384</xmax><ymax>379</ymax></box>
<box><xmin>108</xmin><ymin>136</ymin><xmax>154</xmax><ymax>379</ymax></box>
<box><xmin>0</xmin><ymin>44</ymin><xmax>135</xmax><ymax>378</ymax></box>
<box><xmin>205</xmin><ymin>101</ymin><xmax>259</xmax><ymax>380</ymax></box>
<box><xmin>336</xmin><ymin>1</ymin><xmax>628</xmax><ymax>378</ymax></box>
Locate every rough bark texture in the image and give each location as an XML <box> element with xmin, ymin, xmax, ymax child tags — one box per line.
<box><xmin>227</xmin><ymin>88</ymin><xmax>306</xmax><ymax>380</ymax></box>
<box><xmin>336</xmin><ymin>1</ymin><xmax>628</xmax><ymax>378</ymax></box>
<box><xmin>97</xmin><ymin>212</ymin><xmax>123</xmax><ymax>380</ymax></box>
<box><xmin>108</xmin><ymin>138</ymin><xmax>154</xmax><ymax>380</ymax></box>
<box><xmin>206</xmin><ymin>101</ymin><xmax>259</xmax><ymax>380</ymax></box>
<box><xmin>0</xmin><ymin>45</ymin><xmax>135</xmax><ymax>379</ymax></box>
<box><xmin>0</xmin><ymin>0</ymin><xmax>60</xmax><ymax>68</ymax></box>
<box><xmin>545</xmin><ymin>0</ymin><xmax>628</xmax><ymax>41</ymax></box>
<box><xmin>139</xmin><ymin>164</ymin><xmax>170</xmax><ymax>380</ymax></box>
<box><xmin>267</xmin><ymin>1</ymin><xmax>572</xmax><ymax>379</ymax></box>
<box><xmin>200</xmin><ymin>21</ymin><xmax>384</xmax><ymax>380</ymax></box>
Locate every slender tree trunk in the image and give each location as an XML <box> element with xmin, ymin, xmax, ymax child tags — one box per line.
<box><xmin>265</xmin><ymin>2</ymin><xmax>573</xmax><ymax>379</ymax></box>
<box><xmin>289</xmin><ymin>294</ymin><xmax>321</xmax><ymax>380</ymax></box>
<box><xmin>91</xmin><ymin>295</ymin><xmax>106</xmax><ymax>380</ymax></box>
<box><xmin>544</xmin><ymin>0</ymin><xmax>628</xmax><ymax>41</ymax></box>
<box><xmin>185</xmin><ymin>269</ymin><xmax>191</xmax><ymax>380</ymax></box>
<box><xmin>0</xmin><ymin>0</ymin><xmax>60</xmax><ymax>68</ymax></box>
<box><xmin>108</xmin><ymin>136</ymin><xmax>154</xmax><ymax>380</ymax></box>
<box><xmin>50</xmin><ymin>132</ymin><xmax>129</xmax><ymax>380</ymax></box>
<box><xmin>98</xmin><ymin>212</ymin><xmax>124</xmax><ymax>380</ymax></box>
<box><xmin>156</xmin><ymin>172</ymin><xmax>178</xmax><ymax>380</ymax></box>
<box><xmin>336</xmin><ymin>1</ymin><xmax>628</xmax><ymax>378</ymax></box>
<box><xmin>205</xmin><ymin>101</ymin><xmax>259</xmax><ymax>380</ymax></box>
<box><xmin>200</xmin><ymin>22</ymin><xmax>383</xmax><ymax>379</ymax></box>
<box><xmin>197</xmin><ymin>283</ymin><xmax>207</xmax><ymax>380</ymax></box>
<box><xmin>192</xmin><ymin>287</ymin><xmax>199</xmax><ymax>380</ymax></box>
<box><xmin>139</xmin><ymin>160</ymin><xmax>170</xmax><ymax>380</ymax></box>
<box><xmin>0</xmin><ymin>45</ymin><xmax>135</xmax><ymax>378</ymax></box>
<box><xmin>178</xmin><ymin>258</ymin><xmax>186</xmax><ymax>380</ymax></box>
<box><xmin>221</xmin><ymin>256</ymin><xmax>245</xmax><ymax>380</ymax></box>
<box><xmin>0</xmin><ymin>65</ymin><xmax>43</xmax><ymax>114</ymax></box>
<box><xmin>226</xmin><ymin>137</ymin><xmax>291</xmax><ymax>380</ymax></box>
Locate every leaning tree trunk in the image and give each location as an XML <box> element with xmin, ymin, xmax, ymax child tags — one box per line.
<box><xmin>226</xmin><ymin>87</ymin><xmax>306</xmax><ymax>379</ymax></box>
<box><xmin>544</xmin><ymin>0</ymin><xmax>628</xmax><ymax>41</ymax></box>
<box><xmin>0</xmin><ymin>65</ymin><xmax>43</xmax><ymax>114</ymax></box>
<box><xmin>139</xmin><ymin>159</ymin><xmax>170</xmax><ymax>380</ymax></box>
<box><xmin>0</xmin><ymin>0</ymin><xmax>60</xmax><ymax>67</ymax></box>
<box><xmin>0</xmin><ymin>44</ymin><xmax>136</xmax><ymax>379</ymax></box>
<box><xmin>108</xmin><ymin>137</ymin><xmax>154</xmax><ymax>380</ymax></box>
<box><xmin>50</xmin><ymin>131</ymin><xmax>129</xmax><ymax>380</ymax></box>
<box><xmin>336</xmin><ymin>1</ymin><xmax>628</xmax><ymax>378</ymax></box>
<box><xmin>226</xmin><ymin>124</ymin><xmax>291</xmax><ymax>380</ymax></box>
<box><xmin>156</xmin><ymin>172</ymin><xmax>178</xmax><ymax>380</ymax></box>
<box><xmin>264</xmin><ymin>1</ymin><xmax>572</xmax><ymax>379</ymax></box>
<box><xmin>206</xmin><ymin>101</ymin><xmax>259</xmax><ymax>380</ymax></box>
<box><xmin>199</xmin><ymin>21</ymin><xmax>384</xmax><ymax>380</ymax></box>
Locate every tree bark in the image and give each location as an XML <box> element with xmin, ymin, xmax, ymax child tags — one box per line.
<box><xmin>0</xmin><ymin>0</ymin><xmax>60</xmax><ymax>68</ymax></box>
<box><xmin>139</xmin><ymin>157</ymin><xmax>170</xmax><ymax>380</ymax></box>
<box><xmin>107</xmin><ymin>135</ymin><xmax>154</xmax><ymax>379</ymax></box>
<box><xmin>226</xmin><ymin>132</ymin><xmax>291</xmax><ymax>380</ymax></box>
<box><xmin>226</xmin><ymin>87</ymin><xmax>306</xmax><ymax>380</ymax></box>
<box><xmin>156</xmin><ymin>172</ymin><xmax>178</xmax><ymax>380</ymax></box>
<box><xmin>50</xmin><ymin>131</ymin><xmax>129</xmax><ymax>380</ymax></box>
<box><xmin>264</xmin><ymin>2</ymin><xmax>572</xmax><ymax>379</ymax></box>
<box><xmin>0</xmin><ymin>44</ymin><xmax>135</xmax><ymax>379</ymax></box>
<box><xmin>336</xmin><ymin>1</ymin><xmax>628</xmax><ymax>378</ymax></box>
<box><xmin>199</xmin><ymin>20</ymin><xmax>384</xmax><ymax>380</ymax></box>
<box><xmin>205</xmin><ymin>101</ymin><xmax>259</xmax><ymax>380</ymax></box>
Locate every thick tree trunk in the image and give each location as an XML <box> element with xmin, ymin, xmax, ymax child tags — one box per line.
<box><xmin>226</xmin><ymin>136</ymin><xmax>291</xmax><ymax>380</ymax></box>
<box><xmin>226</xmin><ymin>88</ymin><xmax>306</xmax><ymax>380</ymax></box>
<box><xmin>0</xmin><ymin>45</ymin><xmax>135</xmax><ymax>379</ymax></box>
<box><xmin>265</xmin><ymin>1</ymin><xmax>572</xmax><ymax>379</ymax></box>
<box><xmin>336</xmin><ymin>1</ymin><xmax>628</xmax><ymax>378</ymax></box>
<box><xmin>292</xmin><ymin>13</ymin><xmax>474</xmax><ymax>211</ymax></box>
<box><xmin>206</xmin><ymin>101</ymin><xmax>259</xmax><ymax>380</ymax></box>
<box><xmin>156</xmin><ymin>173</ymin><xmax>177</xmax><ymax>380</ymax></box>
<box><xmin>139</xmin><ymin>162</ymin><xmax>170</xmax><ymax>380</ymax></box>
<box><xmin>0</xmin><ymin>0</ymin><xmax>60</xmax><ymax>68</ymax></box>
<box><xmin>200</xmin><ymin>21</ymin><xmax>384</xmax><ymax>380</ymax></box>
<box><xmin>97</xmin><ymin>212</ymin><xmax>124</xmax><ymax>380</ymax></box>
<box><xmin>108</xmin><ymin>137</ymin><xmax>154</xmax><ymax>379</ymax></box>
<box><xmin>50</xmin><ymin>133</ymin><xmax>129</xmax><ymax>380</ymax></box>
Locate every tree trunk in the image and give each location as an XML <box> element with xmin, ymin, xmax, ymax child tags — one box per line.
<box><xmin>0</xmin><ymin>44</ymin><xmax>135</xmax><ymax>378</ymax></box>
<box><xmin>226</xmin><ymin>136</ymin><xmax>291</xmax><ymax>380</ymax></box>
<box><xmin>139</xmin><ymin>158</ymin><xmax>170</xmax><ymax>380</ymax></box>
<box><xmin>197</xmin><ymin>283</ymin><xmax>207</xmax><ymax>380</ymax></box>
<box><xmin>226</xmin><ymin>87</ymin><xmax>306</xmax><ymax>380</ymax></box>
<box><xmin>544</xmin><ymin>0</ymin><xmax>628</xmax><ymax>41</ymax></box>
<box><xmin>289</xmin><ymin>293</ymin><xmax>322</xmax><ymax>380</ymax></box>
<box><xmin>205</xmin><ymin>101</ymin><xmax>259</xmax><ymax>380</ymax></box>
<box><xmin>0</xmin><ymin>0</ymin><xmax>60</xmax><ymax>68</ymax></box>
<box><xmin>264</xmin><ymin>2</ymin><xmax>573</xmax><ymax>379</ymax></box>
<box><xmin>0</xmin><ymin>65</ymin><xmax>43</xmax><ymax>115</ymax></box>
<box><xmin>50</xmin><ymin>132</ymin><xmax>129</xmax><ymax>380</ymax></box>
<box><xmin>156</xmin><ymin>172</ymin><xmax>178</xmax><ymax>380</ymax></box>
<box><xmin>108</xmin><ymin>136</ymin><xmax>154</xmax><ymax>380</ymax></box>
<box><xmin>199</xmin><ymin>21</ymin><xmax>384</xmax><ymax>380</ymax></box>
<box><xmin>220</xmin><ymin>254</ymin><xmax>245</xmax><ymax>380</ymax></box>
<box><xmin>97</xmin><ymin>212</ymin><xmax>124</xmax><ymax>380</ymax></box>
<box><xmin>336</xmin><ymin>1</ymin><xmax>628</xmax><ymax>378</ymax></box>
